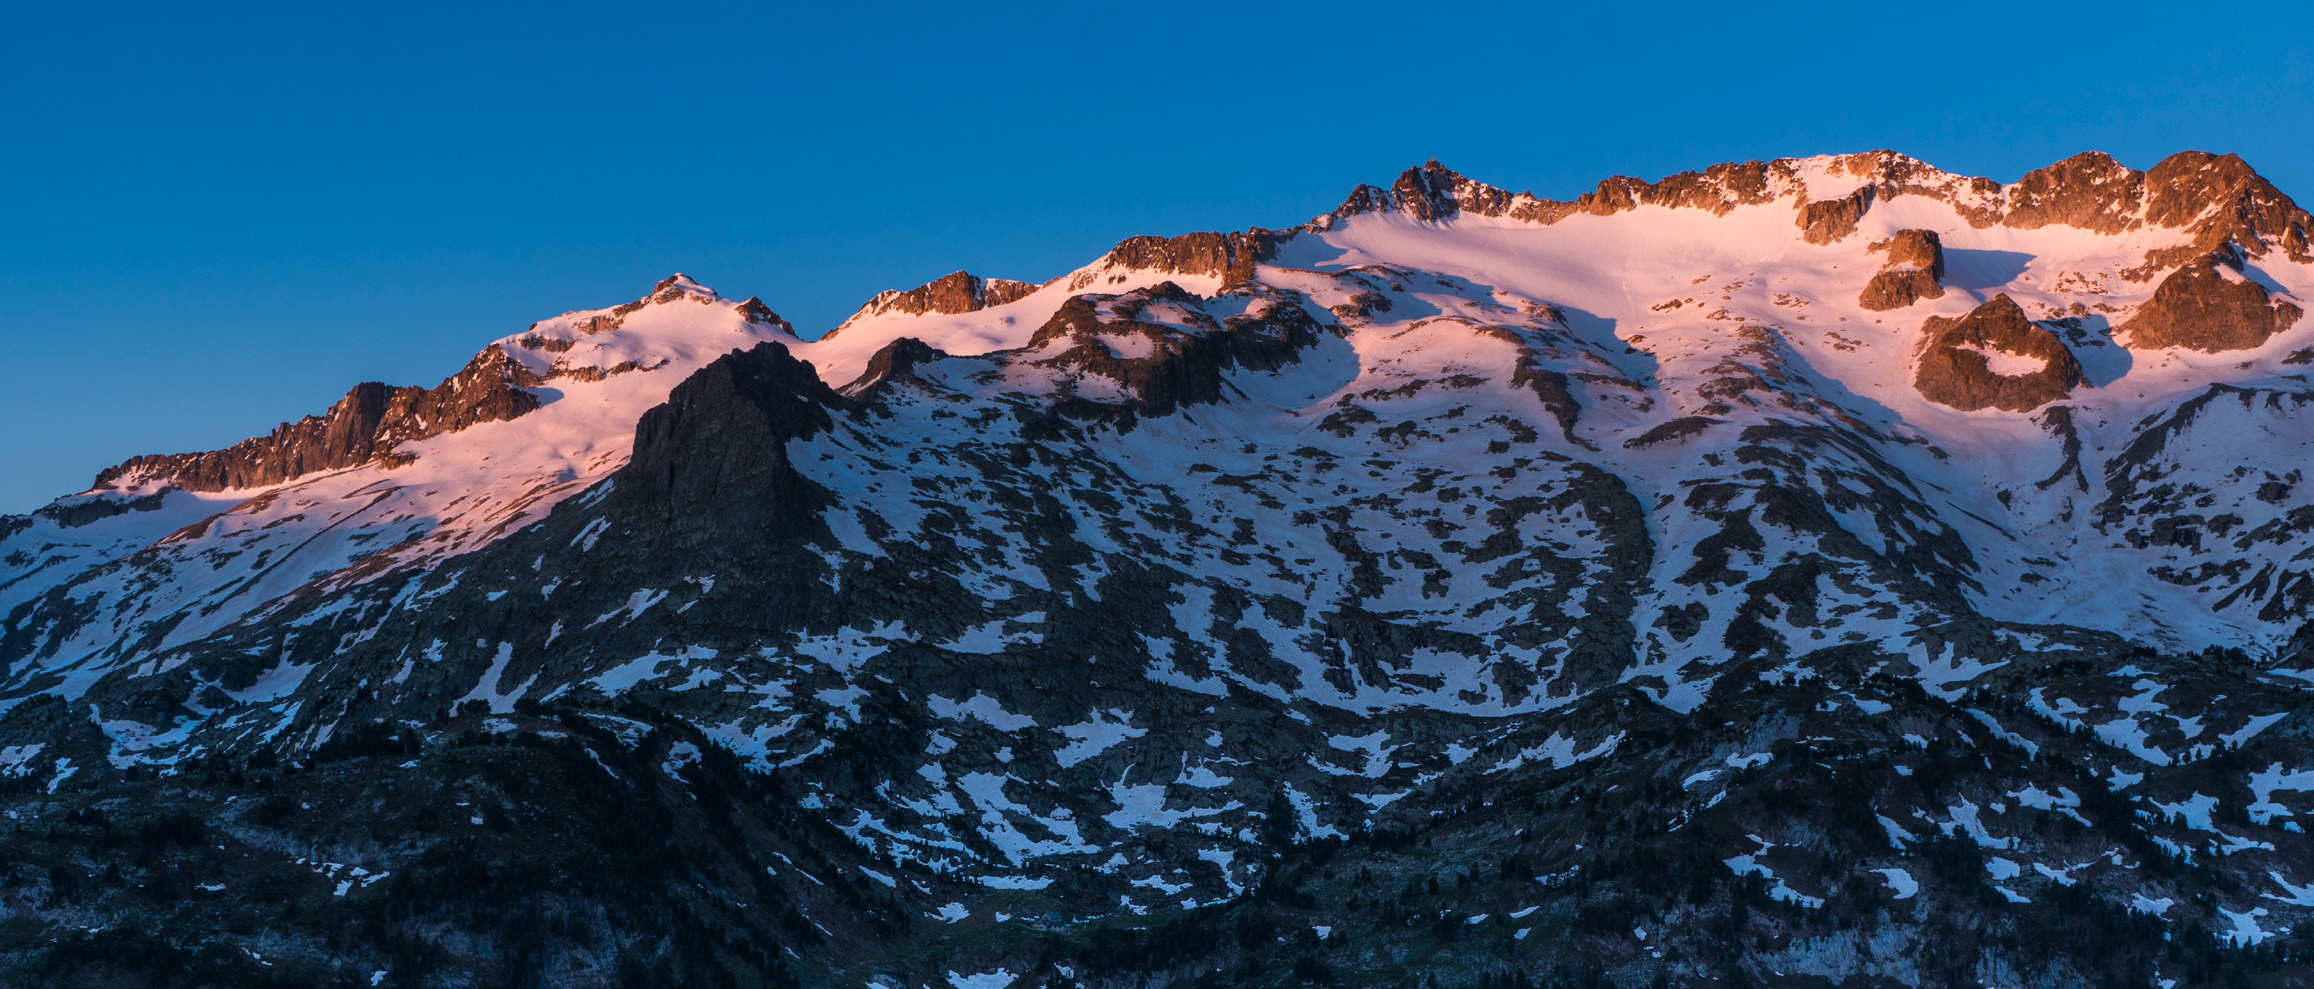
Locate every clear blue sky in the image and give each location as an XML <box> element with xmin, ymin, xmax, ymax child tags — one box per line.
<box><xmin>2</xmin><ymin>1</ymin><xmax>2308</xmax><ymax>513</ymax></box>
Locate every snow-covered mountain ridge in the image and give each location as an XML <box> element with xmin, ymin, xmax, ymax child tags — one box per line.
<box><xmin>5</xmin><ymin>150</ymin><xmax>2314</xmax><ymax>986</ymax></box>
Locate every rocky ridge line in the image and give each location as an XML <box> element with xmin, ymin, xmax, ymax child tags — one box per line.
<box><xmin>1326</xmin><ymin>151</ymin><xmax>2312</xmax><ymax>277</ymax></box>
<box><xmin>831</xmin><ymin>271</ymin><xmax>1045</xmax><ymax>335</ymax></box>
<box><xmin>92</xmin><ymin>345</ymin><xmax>540</xmax><ymax>493</ymax></box>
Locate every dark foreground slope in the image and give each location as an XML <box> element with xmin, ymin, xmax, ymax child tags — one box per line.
<box><xmin>3</xmin><ymin>343</ymin><xmax>2311</xmax><ymax>988</ymax></box>
<box><xmin>5</xmin><ymin>655</ymin><xmax>2308</xmax><ymax>989</ymax></box>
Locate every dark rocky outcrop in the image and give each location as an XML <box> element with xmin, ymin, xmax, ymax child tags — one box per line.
<box><xmin>1477</xmin><ymin>326</ymin><xmax>1587</xmax><ymax>447</ymax></box>
<box><xmin>1028</xmin><ymin>283</ymin><xmax>1321</xmax><ymax>416</ymax></box>
<box><xmin>93</xmin><ymin>346</ymin><xmax>541</xmax><ymax>492</ymax></box>
<box><xmin>1079</xmin><ymin>231</ymin><xmax>1278</xmax><ymax>289</ymax></box>
<box><xmin>648</xmin><ymin>274</ymin><xmax>716</xmax><ymax>304</ymax></box>
<box><xmin>1380</xmin><ymin>159</ymin><xmax>1507</xmax><ymax>222</ymax></box>
<box><xmin>621</xmin><ymin>342</ymin><xmax>840</xmax><ymax>536</ymax></box>
<box><xmin>2032</xmin><ymin>404</ymin><xmax>2091</xmax><ymax>492</ymax></box>
<box><xmin>32</xmin><ymin>491</ymin><xmax>173</xmax><ymax>529</ymax></box>
<box><xmin>1914</xmin><ymin>294</ymin><xmax>2086</xmax><ymax>412</ymax></box>
<box><xmin>2117</xmin><ymin>252</ymin><xmax>2305</xmax><ymax>352</ymax></box>
<box><xmin>1859</xmin><ymin>229</ymin><xmax>1947</xmax><ymax>311</ymax></box>
<box><xmin>845</xmin><ymin>337</ymin><xmax>948</xmax><ymax>393</ymax></box>
<box><xmin>834</xmin><ymin>272</ymin><xmax>1043</xmax><ymax>333</ymax></box>
<box><xmin>735</xmin><ymin>296</ymin><xmax>793</xmax><ymax>332</ymax></box>
<box><xmin>1623</xmin><ymin>416</ymin><xmax>1724</xmax><ymax>449</ymax></box>
<box><xmin>1996</xmin><ymin>151</ymin><xmax>2314</xmax><ymax>278</ymax></box>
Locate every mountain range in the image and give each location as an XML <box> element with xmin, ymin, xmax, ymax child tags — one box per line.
<box><xmin>4</xmin><ymin>149</ymin><xmax>2313</xmax><ymax>988</ymax></box>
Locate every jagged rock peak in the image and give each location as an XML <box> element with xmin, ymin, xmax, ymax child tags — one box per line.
<box><xmin>734</xmin><ymin>297</ymin><xmax>792</xmax><ymax>332</ymax></box>
<box><xmin>833</xmin><ymin>271</ymin><xmax>1044</xmax><ymax>334</ymax></box>
<box><xmin>649</xmin><ymin>273</ymin><xmax>718</xmax><ymax>304</ymax></box>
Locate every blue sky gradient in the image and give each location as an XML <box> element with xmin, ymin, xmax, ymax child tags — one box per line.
<box><xmin>2</xmin><ymin>1</ymin><xmax>2309</xmax><ymax>511</ymax></box>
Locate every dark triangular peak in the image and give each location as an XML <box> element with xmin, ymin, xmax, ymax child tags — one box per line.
<box><xmin>735</xmin><ymin>297</ymin><xmax>793</xmax><ymax>332</ymax></box>
<box><xmin>622</xmin><ymin>341</ymin><xmax>842</xmax><ymax>525</ymax></box>
<box><xmin>844</xmin><ymin>336</ymin><xmax>950</xmax><ymax>394</ymax></box>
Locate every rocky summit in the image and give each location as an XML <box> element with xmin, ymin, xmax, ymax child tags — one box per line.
<box><xmin>4</xmin><ymin>151</ymin><xmax>2314</xmax><ymax>988</ymax></box>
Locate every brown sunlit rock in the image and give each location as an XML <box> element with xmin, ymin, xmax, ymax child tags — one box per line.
<box><xmin>1860</xmin><ymin>229</ymin><xmax>1947</xmax><ymax>311</ymax></box>
<box><xmin>1914</xmin><ymin>294</ymin><xmax>2085</xmax><ymax>412</ymax></box>
<box><xmin>2119</xmin><ymin>253</ymin><xmax>2305</xmax><ymax>352</ymax></box>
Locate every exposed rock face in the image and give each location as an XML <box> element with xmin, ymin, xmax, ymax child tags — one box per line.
<box><xmin>31</xmin><ymin>490</ymin><xmax>172</xmax><ymax>529</ymax></box>
<box><xmin>1078</xmin><ymin>231</ymin><xmax>1278</xmax><ymax>289</ymax></box>
<box><xmin>1796</xmin><ymin>186</ymin><xmax>1875</xmax><ymax>244</ymax></box>
<box><xmin>622</xmin><ymin>341</ymin><xmax>839</xmax><ymax>540</ymax></box>
<box><xmin>1914</xmin><ymin>294</ymin><xmax>2086</xmax><ymax>412</ymax></box>
<box><xmin>648</xmin><ymin>273</ymin><xmax>718</xmax><ymax>305</ymax></box>
<box><xmin>1622</xmin><ymin>415</ymin><xmax>1723</xmax><ymax>449</ymax></box>
<box><xmin>1383</xmin><ymin>158</ymin><xmax>1502</xmax><ymax>222</ymax></box>
<box><xmin>567</xmin><ymin>274</ymin><xmax>717</xmax><ymax>337</ymax></box>
<box><xmin>369</xmin><ymin>347</ymin><xmax>542</xmax><ymax>460</ymax></box>
<box><xmin>1028</xmin><ymin>281</ymin><xmax>1322</xmax><ymax>416</ymax></box>
<box><xmin>1881</xmin><ymin>227</ymin><xmax>1946</xmax><ymax>276</ymax></box>
<box><xmin>844</xmin><ymin>336</ymin><xmax>947</xmax><ymax>393</ymax></box>
<box><xmin>1859</xmin><ymin>229</ymin><xmax>1947</xmax><ymax>310</ymax></box>
<box><xmin>734</xmin><ymin>296</ymin><xmax>793</xmax><ymax>332</ymax></box>
<box><xmin>93</xmin><ymin>345</ymin><xmax>541</xmax><ymax>492</ymax></box>
<box><xmin>1475</xmin><ymin>325</ymin><xmax>1588</xmax><ymax>445</ymax></box>
<box><xmin>2118</xmin><ymin>252</ymin><xmax>2306</xmax><ymax>352</ymax></box>
<box><xmin>2137</xmin><ymin>151</ymin><xmax>2314</xmax><ymax>269</ymax></box>
<box><xmin>835</xmin><ymin>271</ymin><xmax>1043</xmax><ymax>333</ymax></box>
<box><xmin>2000</xmin><ymin>151</ymin><xmax>2147</xmax><ymax>234</ymax></box>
